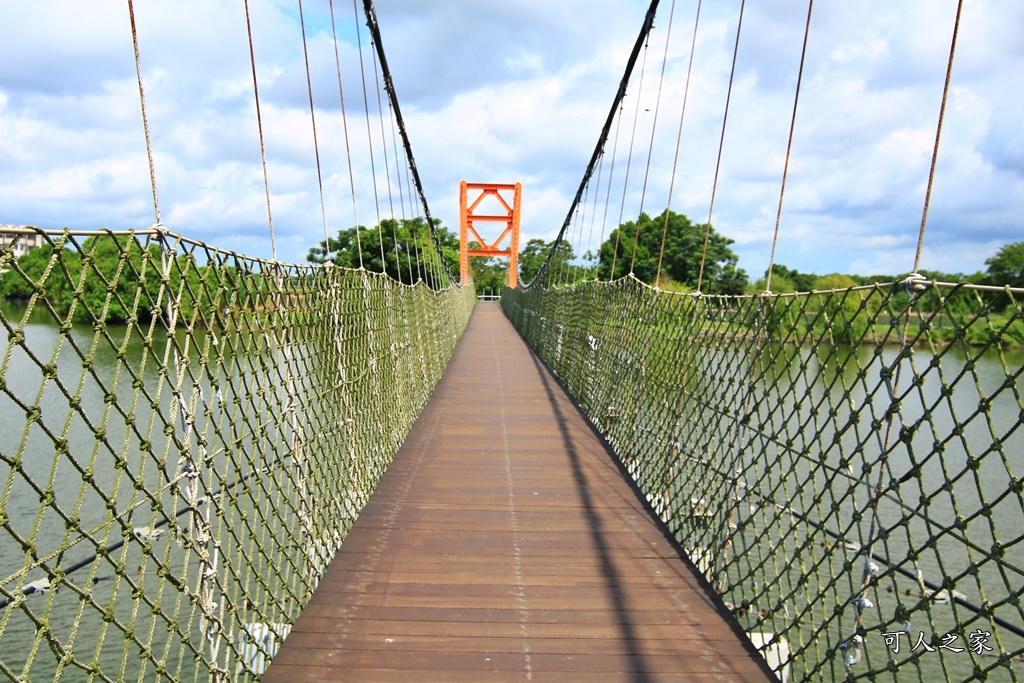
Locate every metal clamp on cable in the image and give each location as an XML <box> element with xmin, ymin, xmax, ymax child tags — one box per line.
<box><xmin>903</xmin><ymin>272</ymin><xmax>929</xmax><ymax>299</ymax></box>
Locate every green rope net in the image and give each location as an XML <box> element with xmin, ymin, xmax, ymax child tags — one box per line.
<box><xmin>0</xmin><ymin>227</ymin><xmax>473</xmax><ymax>681</ymax></box>
<box><xmin>504</xmin><ymin>274</ymin><xmax>1024</xmax><ymax>682</ymax></box>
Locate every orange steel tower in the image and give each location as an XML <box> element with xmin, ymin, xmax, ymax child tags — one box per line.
<box><xmin>459</xmin><ymin>181</ymin><xmax>522</xmax><ymax>288</ymax></box>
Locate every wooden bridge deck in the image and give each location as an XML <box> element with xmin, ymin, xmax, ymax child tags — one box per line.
<box><xmin>263</xmin><ymin>303</ymin><xmax>775</xmax><ymax>682</ymax></box>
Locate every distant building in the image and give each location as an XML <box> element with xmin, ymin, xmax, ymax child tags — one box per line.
<box><xmin>0</xmin><ymin>225</ymin><xmax>46</xmax><ymax>260</ymax></box>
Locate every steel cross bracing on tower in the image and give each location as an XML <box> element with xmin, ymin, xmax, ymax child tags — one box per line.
<box><xmin>459</xmin><ymin>181</ymin><xmax>523</xmax><ymax>289</ymax></box>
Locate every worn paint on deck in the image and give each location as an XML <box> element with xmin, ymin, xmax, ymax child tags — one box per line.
<box><xmin>263</xmin><ymin>303</ymin><xmax>776</xmax><ymax>682</ymax></box>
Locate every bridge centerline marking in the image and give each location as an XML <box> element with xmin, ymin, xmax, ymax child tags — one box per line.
<box><xmin>263</xmin><ymin>303</ymin><xmax>775</xmax><ymax>681</ymax></box>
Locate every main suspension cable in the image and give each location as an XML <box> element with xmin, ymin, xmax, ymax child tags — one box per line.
<box><xmin>528</xmin><ymin>0</ymin><xmax>662</xmax><ymax>288</ymax></box>
<box><xmin>362</xmin><ymin>0</ymin><xmax>457</xmax><ymax>286</ymax></box>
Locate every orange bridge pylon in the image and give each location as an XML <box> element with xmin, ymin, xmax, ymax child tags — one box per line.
<box><xmin>459</xmin><ymin>181</ymin><xmax>522</xmax><ymax>288</ymax></box>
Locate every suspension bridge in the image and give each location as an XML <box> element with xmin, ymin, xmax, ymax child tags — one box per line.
<box><xmin>1</xmin><ymin>1</ymin><xmax>1022</xmax><ymax>682</ymax></box>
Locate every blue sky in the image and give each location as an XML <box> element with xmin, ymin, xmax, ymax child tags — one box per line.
<box><xmin>1</xmin><ymin>0</ymin><xmax>1021</xmax><ymax>279</ymax></box>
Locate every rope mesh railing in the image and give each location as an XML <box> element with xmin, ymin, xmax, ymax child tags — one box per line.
<box><xmin>0</xmin><ymin>226</ymin><xmax>474</xmax><ymax>681</ymax></box>
<box><xmin>503</xmin><ymin>275</ymin><xmax>1024</xmax><ymax>682</ymax></box>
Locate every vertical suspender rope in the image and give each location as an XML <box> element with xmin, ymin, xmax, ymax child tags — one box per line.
<box><xmin>370</xmin><ymin>44</ymin><xmax>403</xmax><ymax>279</ymax></box>
<box><xmin>362</xmin><ymin>0</ymin><xmax>457</xmax><ymax>286</ymax></box>
<box><xmin>655</xmin><ymin>0</ymin><xmax>702</xmax><ymax>285</ymax></box>
<box><xmin>696</xmin><ymin>0</ymin><xmax>745</xmax><ymax>295</ymax></box>
<box><xmin>630</xmin><ymin>0</ymin><xmax>678</xmax><ymax>276</ymax></box>
<box><xmin>243</xmin><ymin>0</ymin><xmax>279</xmax><ymax>261</ymax></box>
<box><xmin>297</xmin><ymin>0</ymin><xmax>333</xmax><ymax>265</ymax></box>
<box><xmin>328</xmin><ymin>0</ymin><xmax>363</xmax><ymax>267</ymax></box>
<box><xmin>597</xmin><ymin>106</ymin><xmax>626</xmax><ymax>281</ymax></box>
<box><xmin>844</xmin><ymin>1</ymin><xmax>966</xmax><ymax>668</ymax></box>
<box><xmin>913</xmin><ymin>0</ymin><xmax>964</xmax><ymax>274</ymax></box>
<box><xmin>584</xmin><ymin>153</ymin><xmax>606</xmax><ymax>281</ymax></box>
<box><xmin>126</xmin><ymin>0</ymin><xmax>161</xmax><ymax>227</ymax></box>
<box><xmin>763</xmin><ymin>0</ymin><xmax>814</xmax><ymax>294</ymax></box>
<box><xmin>126</xmin><ymin>7</ymin><xmax>229</xmax><ymax>673</ymax></box>
<box><xmin>351</xmin><ymin>0</ymin><xmax>386</xmax><ymax>270</ymax></box>
<box><xmin>611</xmin><ymin>35</ymin><xmax>650</xmax><ymax>279</ymax></box>
<box><xmin>387</xmin><ymin>101</ymin><xmax>416</xmax><ymax>284</ymax></box>
<box><xmin>528</xmin><ymin>0</ymin><xmax>661</xmax><ymax>288</ymax></box>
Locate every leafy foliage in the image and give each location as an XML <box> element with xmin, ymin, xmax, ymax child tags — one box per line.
<box><xmin>0</xmin><ymin>233</ymin><xmax>257</xmax><ymax>325</ymax></box>
<box><xmin>597</xmin><ymin>210</ymin><xmax>747</xmax><ymax>294</ymax></box>
<box><xmin>468</xmin><ymin>244</ymin><xmax>508</xmax><ymax>295</ymax></box>
<box><xmin>518</xmin><ymin>238</ymin><xmax>579</xmax><ymax>285</ymax></box>
<box><xmin>985</xmin><ymin>241</ymin><xmax>1024</xmax><ymax>288</ymax></box>
<box><xmin>306</xmin><ymin>217</ymin><xmax>458</xmax><ymax>289</ymax></box>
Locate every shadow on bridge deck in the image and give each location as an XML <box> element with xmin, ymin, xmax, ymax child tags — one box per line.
<box><xmin>263</xmin><ymin>303</ymin><xmax>775</xmax><ymax>682</ymax></box>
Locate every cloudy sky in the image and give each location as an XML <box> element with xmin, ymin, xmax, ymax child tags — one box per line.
<box><xmin>1</xmin><ymin>0</ymin><xmax>1021</xmax><ymax>279</ymax></box>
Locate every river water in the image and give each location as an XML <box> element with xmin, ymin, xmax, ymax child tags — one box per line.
<box><xmin>2</xmin><ymin>298</ymin><xmax>1023</xmax><ymax>681</ymax></box>
<box><xmin>0</xmin><ymin>300</ymin><xmax>311</xmax><ymax>681</ymax></box>
<box><xmin>613</xmin><ymin>334</ymin><xmax>1024</xmax><ymax>681</ymax></box>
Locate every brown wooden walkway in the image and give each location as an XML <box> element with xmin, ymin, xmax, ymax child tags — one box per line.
<box><xmin>263</xmin><ymin>303</ymin><xmax>775</xmax><ymax>682</ymax></box>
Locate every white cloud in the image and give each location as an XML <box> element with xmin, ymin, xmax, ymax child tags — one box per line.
<box><xmin>0</xmin><ymin>0</ymin><xmax>1020</xmax><ymax>279</ymax></box>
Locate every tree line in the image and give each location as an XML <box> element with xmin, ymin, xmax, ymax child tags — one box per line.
<box><xmin>0</xmin><ymin>234</ymin><xmax>272</xmax><ymax>325</ymax></box>
<box><xmin>3</xmin><ymin>216</ymin><xmax>1020</xmax><ymax>346</ymax></box>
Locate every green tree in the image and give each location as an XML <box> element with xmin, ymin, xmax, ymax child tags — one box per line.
<box><xmin>76</xmin><ymin>234</ymin><xmax>162</xmax><ymax>323</ymax></box>
<box><xmin>808</xmin><ymin>274</ymin><xmax>872</xmax><ymax>343</ymax></box>
<box><xmin>985</xmin><ymin>241</ymin><xmax>1024</xmax><ymax>289</ymax></box>
<box><xmin>597</xmin><ymin>210</ymin><xmax>747</xmax><ymax>294</ymax></box>
<box><xmin>517</xmin><ymin>239</ymin><xmax>549</xmax><ymax>284</ymax></box>
<box><xmin>1</xmin><ymin>234</ymin><xmax>162</xmax><ymax>323</ymax></box>
<box><xmin>517</xmin><ymin>238</ymin><xmax>577</xmax><ymax>285</ymax></box>
<box><xmin>766</xmin><ymin>264</ymin><xmax>816</xmax><ymax>293</ymax></box>
<box><xmin>467</xmin><ymin>242</ymin><xmax>508</xmax><ymax>294</ymax></box>
<box><xmin>307</xmin><ymin>218</ymin><xmax>458</xmax><ymax>289</ymax></box>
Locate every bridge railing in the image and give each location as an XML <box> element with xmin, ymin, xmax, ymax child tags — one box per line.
<box><xmin>503</xmin><ymin>275</ymin><xmax>1024</xmax><ymax>683</ymax></box>
<box><xmin>0</xmin><ymin>227</ymin><xmax>474</xmax><ymax>681</ymax></box>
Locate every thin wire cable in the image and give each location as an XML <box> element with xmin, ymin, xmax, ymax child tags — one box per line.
<box><xmin>656</xmin><ymin>0</ymin><xmax>702</xmax><ymax>285</ymax></box>
<box><xmin>763</xmin><ymin>0</ymin><xmax>814</xmax><ymax>294</ymax></box>
<box><xmin>405</xmin><ymin>162</ymin><xmax>424</xmax><ymax>283</ymax></box>
<box><xmin>696</xmin><ymin>0</ymin><xmax>746</xmax><ymax>294</ymax></box>
<box><xmin>387</xmin><ymin>102</ymin><xmax>415</xmax><ymax>284</ymax></box>
<box><xmin>361</xmin><ymin>0</ymin><xmax>456</xmax><ymax>285</ymax></box>
<box><xmin>243</xmin><ymin>0</ymin><xmax>279</xmax><ymax>261</ymax></box>
<box><xmin>597</xmin><ymin>106</ymin><xmax>626</xmax><ymax>280</ymax></box>
<box><xmin>126</xmin><ymin>0</ymin><xmax>160</xmax><ymax>226</ymax></box>
<box><xmin>630</xmin><ymin>0</ymin><xmax>678</xmax><ymax>275</ymax></box>
<box><xmin>584</xmin><ymin>154</ymin><xmax>605</xmax><ymax>281</ymax></box>
<box><xmin>529</xmin><ymin>0</ymin><xmax>661</xmax><ymax>287</ymax></box>
<box><xmin>328</xmin><ymin>0</ymin><xmax>364</xmax><ymax>267</ymax></box>
<box><xmin>611</xmin><ymin>36</ymin><xmax>651</xmax><ymax>278</ymax></box>
<box><xmin>297</xmin><ymin>0</ymin><xmax>333</xmax><ymax>264</ymax></box>
<box><xmin>565</xmin><ymin>181</ymin><xmax>589</xmax><ymax>282</ymax></box>
<box><xmin>351</xmin><ymin>0</ymin><xmax>385</xmax><ymax>270</ymax></box>
<box><xmin>564</xmin><ymin>195</ymin><xmax>587</xmax><ymax>286</ymax></box>
<box><xmin>370</xmin><ymin>43</ymin><xmax>401</xmax><ymax>278</ymax></box>
<box><xmin>913</xmin><ymin>0</ymin><xmax>964</xmax><ymax>274</ymax></box>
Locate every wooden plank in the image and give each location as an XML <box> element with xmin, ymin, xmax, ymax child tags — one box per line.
<box><xmin>262</xmin><ymin>304</ymin><xmax>777</xmax><ymax>682</ymax></box>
